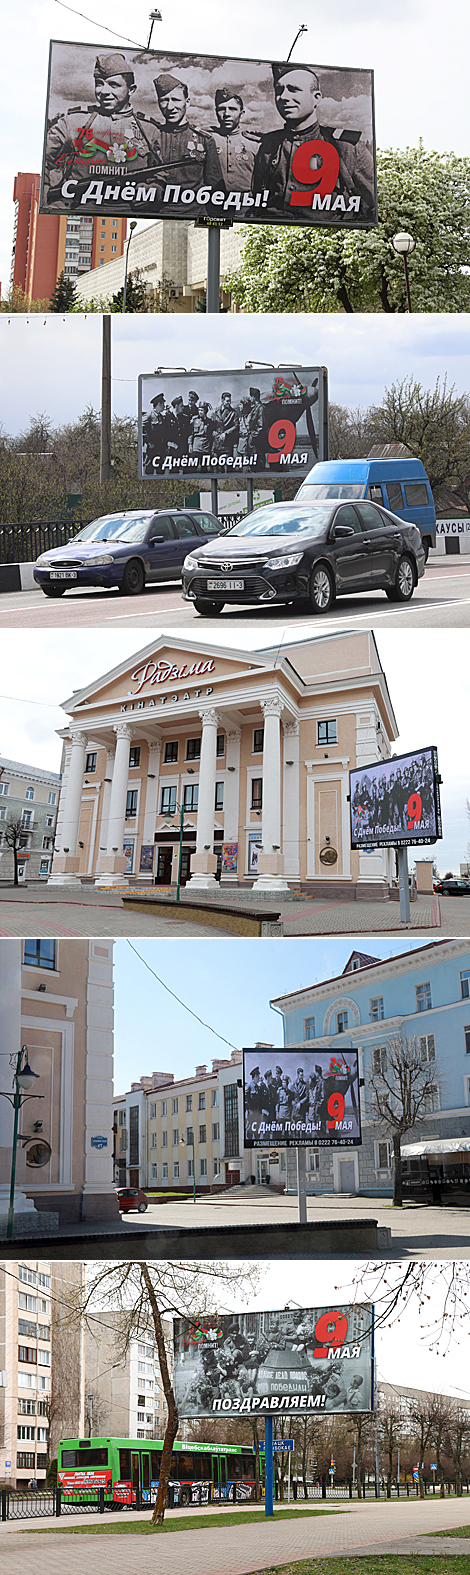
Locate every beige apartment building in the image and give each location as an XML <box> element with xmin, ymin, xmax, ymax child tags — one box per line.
<box><xmin>0</xmin><ymin>940</ymin><xmax>118</xmax><ymax>1228</ymax></box>
<box><xmin>49</xmin><ymin>630</ymin><xmax>398</xmax><ymax>895</ymax></box>
<box><xmin>85</xmin><ymin>1313</ymin><xmax>169</xmax><ymax>1443</ymax></box>
<box><xmin>0</xmin><ymin>1260</ymin><xmax>85</xmax><ymax>1488</ymax></box>
<box><xmin>114</xmin><ymin>1051</ymin><xmax>249</xmax><ymax>1192</ymax></box>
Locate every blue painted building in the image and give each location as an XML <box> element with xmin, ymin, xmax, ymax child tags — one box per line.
<box><xmin>271</xmin><ymin>941</ymin><xmax>470</xmax><ymax>1196</ymax></box>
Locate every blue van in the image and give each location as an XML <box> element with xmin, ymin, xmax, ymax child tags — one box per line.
<box><xmin>296</xmin><ymin>458</ymin><xmax>436</xmax><ymax>560</ymax></box>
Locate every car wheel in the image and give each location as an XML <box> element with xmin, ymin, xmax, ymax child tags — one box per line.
<box><xmin>119</xmin><ymin>559</ymin><xmax>145</xmax><ymax>596</ymax></box>
<box><xmin>41</xmin><ymin>585</ymin><xmax>67</xmax><ymax>597</ymax></box>
<box><xmin>137</xmin><ymin>1200</ymin><xmax>148</xmax><ymax>1213</ymax></box>
<box><xmin>310</xmin><ymin>564</ymin><xmax>335</xmax><ymax>614</ymax></box>
<box><xmin>194</xmin><ymin>599</ymin><xmax>224</xmax><ymax>616</ymax></box>
<box><xmin>422</xmin><ymin>538</ymin><xmax>430</xmax><ymax>564</ymax></box>
<box><xmin>387</xmin><ymin>555</ymin><xmax>415</xmax><ymax>603</ymax></box>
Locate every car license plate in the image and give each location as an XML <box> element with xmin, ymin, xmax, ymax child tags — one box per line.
<box><xmin>206</xmin><ymin>578</ymin><xmax>244</xmax><ymax>591</ymax></box>
<box><xmin>50</xmin><ymin>570</ymin><xmax>78</xmax><ymax>579</ymax></box>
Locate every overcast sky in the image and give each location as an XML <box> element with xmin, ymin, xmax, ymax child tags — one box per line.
<box><xmin>1</xmin><ymin>0</ymin><xmax>469</xmax><ymax>290</ymax></box>
<box><xmin>0</xmin><ymin>627</ymin><xmax>467</xmax><ymax>873</ymax></box>
<box><xmin>1</xmin><ymin>314</ymin><xmax>469</xmax><ymax>436</ymax></box>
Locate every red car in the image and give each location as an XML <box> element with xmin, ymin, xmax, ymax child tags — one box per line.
<box><xmin>116</xmin><ymin>1187</ymin><xmax>148</xmax><ymax>1213</ymax></box>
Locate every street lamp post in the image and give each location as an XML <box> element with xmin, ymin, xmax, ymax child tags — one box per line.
<box><xmin>180</xmin><ymin>1131</ymin><xmax>196</xmax><ymax>1202</ymax></box>
<box><xmin>170</xmin><ymin>801</ymin><xmax>186</xmax><ymax>903</ymax></box>
<box><xmin>392</xmin><ymin>232</ymin><xmax>416</xmax><ymax>312</ymax></box>
<box><xmin>0</xmin><ymin>1046</ymin><xmax>42</xmax><ymax>1241</ymax></box>
<box><xmin>122</xmin><ymin>221</ymin><xmax>138</xmax><ymax>313</ymax></box>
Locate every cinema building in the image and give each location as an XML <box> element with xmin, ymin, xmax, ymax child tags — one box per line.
<box><xmin>49</xmin><ymin>630</ymin><xmax>399</xmax><ymax>893</ymax></box>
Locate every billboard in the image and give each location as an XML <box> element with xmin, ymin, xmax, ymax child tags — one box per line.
<box><xmin>243</xmin><ymin>1047</ymin><xmax>361</xmax><ymax>1149</ymax></box>
<box><xmin>349</xmin><ymin>746</ymin><xmax>442</xmax><ymax>850</ymax></box>
<box><xmin>173</xmin><ymin>1304</ymin><xmax>374</xmax><ymax>1417</ymax></box>
<box><xmin>40</xmin><ymin>43</ymin><xmax>377</xmax><ymax>228</ymax></box>
<box><xmin>138</xmin><ymin>367</ymin><xmax>327</xmax><ymax>480</ymax></box>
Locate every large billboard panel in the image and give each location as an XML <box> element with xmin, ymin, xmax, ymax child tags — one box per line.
<box><xmin>173</xmin><ymin>1304</ymin><xmax>374</xmax><ymax>1417</ymax></box>
<box><xmin>40</xmin><ymin>43</ymin><xmax>377</xmax><ymax>228</ymax></box>
<box><xmin>349</xmin><ymin>745</ymin><xmax>442</xmax><ymax>850</ymax></box>
<box><xmin>138</xmin><ymin>367</ymin><xmax>327</xmax><ymax>480</ymax></box>
<box><xmin>243</xmin><ymin>1047</ymin><xmax>361</xmax><ymax>1148</ymax></box>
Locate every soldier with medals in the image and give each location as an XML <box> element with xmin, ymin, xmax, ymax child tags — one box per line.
<box><xmin>148</xmin><ymin>73</ymin><xmax>211</xmax><ymax>201</ymax></box>
<box><xmin>205</xmin><ymin>90</ymin><xmax>260</xmax><ymax>195</ymax></box>
<box><xmin>253</xmin><ymin>64</ymin><xmax>375</xmax><ymax>221</ymax></box>
<box><xmin>44</xmin><ymin>52</ymin><xmax>155</xmax><ymax>206</ymax></box>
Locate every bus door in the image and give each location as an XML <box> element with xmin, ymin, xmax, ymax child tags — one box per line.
<box><xmin>131</xmin><ymin>1452</ymin><xmax>140</xmax><ymax>1497</ymax></box>
<box><xmin>213</xmin><ymin>1455</ymin><xmax>219</xmax><ymax>1499</ymax></box>
<box><xmin>141</xmin><ymin>1452</ymin><xmax>151</xmax><ymax>1501</ymax></box>
<box><xmin>220</xmin><ymin>1455</ymin><xmax>227</xmax><ymax>1498</ymax></box>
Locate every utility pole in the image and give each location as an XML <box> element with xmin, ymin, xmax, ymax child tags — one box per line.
<box><xmin>100</xmin><ymin>315</ymin><xmax>112</xmax><ymax>484</ymax></box>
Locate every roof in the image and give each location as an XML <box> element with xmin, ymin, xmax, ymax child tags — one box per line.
<box><xmin>0</xmin><ymin>755</ymin><xmax>61</xmax><ymax>785</ymax></box>
<box><xmin>270</xmin><ymin>940</ymin><xmax>459</xmax><ymax>1010</ymax></box>
<box><xmin>342</xmin><ymin>951</ymin><xmax>380</xmax><ymax>973</ymax></box>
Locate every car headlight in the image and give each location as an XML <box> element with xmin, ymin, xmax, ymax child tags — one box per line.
<box><xmin>184</xmin><ymin>554</ymin><xmax>201</xmax><ymax>571</ymax></box>
<box><xmin>264</xmin><ymin>553</ymin><xmax>304</xmax><ymax>569</ymax></box>
<box><xmin>35</xmin><ymin>555</ymin><xmax>51</xmax><ymax>566</ymax></box>
<box><xmin>90</xmin><ymin>554</ymin><xmax>114</xmax><ymax>565</ymax></box>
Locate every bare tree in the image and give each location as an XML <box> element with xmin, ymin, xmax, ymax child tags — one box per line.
<box><xmin>444</xmin><ymin>1403</ymin><xmax>470</xmax><ymax>1497</ymax></box>
<box><xmin>408</xmin><ymin>1392</ymin><xmax>443</xmax><ymax>1500</ymax></box>
<box><xmin>3</xmin><ymin>816</ymin><xmax>29</xmax><ymax>886</ymax></box>
<box><xmin>378</xmin><ymin>1398</ymin><xmax>402</xmax><ymax>1498</ymax></box>
<box><xmin>351</xmin><ymin>1262</ymin><xmax>470</xmax><ymax>1354</ymax></box>
<box><xmin>367</xmin><ymin>1032</ymin><xmax>442</xmax><ymax>1205</ymax></box>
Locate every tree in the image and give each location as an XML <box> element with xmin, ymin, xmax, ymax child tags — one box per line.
<box><xmin>367</xmin><ymin>1033</ymin><xmax>442</xmax><ymax>1206</ymax></box>
<box><xmin>226</xmin><ymin>145</ymin><xmax>470</xmax><ymax>314</ymax></box>
<box><xmin>444</xmin><ymin>1403</ymin><xmax>470</xmax><ymax>1496</ymax></box>
<box><xmin>69</xmin><ymin>1259</ymin><xmax>260</xmax><ymax>1525</ymax></box>
<box><xmin>3</xmin><ymin>816</ymin><xmax>29</xmax><ymax>885</ymax></box>
<box><xmin>111</xmin><ymin>270</ymin><xmax>149</xmax><ymax>313</ymax></box>
<box><xmin>364</xmin><ymin>378</ymin><xmax>470</xmax><ymax>500</ymax></box>
<box><xmin>378</xmin><ymin>1398</ymin><xmax>402</xmax><ymax>1498</ymax></box>
<box><xmin>49</xmin><ymin>272</ymin><xmax>77</xmax><ymax>312</ymax></box>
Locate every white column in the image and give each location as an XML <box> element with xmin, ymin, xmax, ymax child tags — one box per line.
<box><xmin>187</xmin><ymin>707</ymin><xmax>219</xmax><ymax>888</ymax></box>
<box><xmin>282</xmin><ymin>720</ymin><xmax>300</xmax><ymax>879</ymax></box>
<box><xmin>81</xmin><ymin>940</ymin><xmax>118</xmax><ymax>1221</ymax></box>
<box><xmin>96</xmin><ymin>746</ymin><xmax>115</xmax><ymax>873</ymax></box>
<box><xmin>95</xmin><ymin>723</ymin><xmax>132</xmax><ymax>886</ymax></box>
<box><xmin>253</xmin><ymin>697</ymin><xmax>289</xmax><ymax>890</ymax></box>
<box><xmin>0</xmin><ymin>941</ymin><xmax>38</xmax><ymax>1219</ymax></box>
<box><xmin>220</xmin><ymin>727</ymin><xmax>241</xmax><ymax>884</ymax></box>
<box><xmin>142</xmin><ymin>739</ymin><xmax>162</xmax><ymax>873</ymax></box>
<box><xmin>49</xmin><ymin>729</ymin><xmax>87</xmax><ymax>884</ymax></box>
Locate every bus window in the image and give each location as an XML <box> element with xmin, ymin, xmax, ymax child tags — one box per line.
<box><xmin>77</xmin><ymin>1448</ymin><xmax>108</xmax><ymax>1467</ymax></box>
<box><xmin>119</xmin><ymin>1449</ymin><xmax>131</xmax><ymax>1480</ymax></box>
<box><xmin>61</xmin><ymin>1450</ymin><xmax>77</xmax><ymax>1468</ymax></box>
<box><xmin>132</xmin><ymin>1453</ymin><xmax>140</xmax><ymax>1491</ymax></box>
<box><xmin>386</xmin><ymin>481</ymin><xmax>405</xmax><ymax>512</ymax></box>
<box><xmin>142</xmin><ymin>1454</ymin><xmax>150</xmax><ymax>1492</ymax></box>
<box><xmin>220</xmin><ymin>1456</ymin><xmax>227</xmax><ymax>1488</ymax></box>
<box><xmin>213</xmin><ymin>1456</ymin><xmax>219</xmax><ymax>1489</ymax></box>
<box><xmin>151</xmin><ymin>1451</ymin><xmax>161</xmax><ymax>1481</ymax></box>
<box><xmin>231</xmin><ymin>1457</ymin><xmax>242</xmax><ymax>1480</ymax></box>
<box><xmin>367</xmin><ymin>485</ymin><xmax>383</xmax><ymax>504</ymax></box>
<box><xmin>242</xmin><ymin>1453</ymin><xmax>255</xmax><ymax>1482</ymax></box>
<box><xmin>404</xmin><ymin>483</ymin><xmax>429</xmax><ymax>507</ymax></box>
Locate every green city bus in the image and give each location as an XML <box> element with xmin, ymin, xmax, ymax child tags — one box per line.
<box><xmin>58</xmin><ymin>1436</ymin><xmax>264</xmax><ymax>1506</ymax></box>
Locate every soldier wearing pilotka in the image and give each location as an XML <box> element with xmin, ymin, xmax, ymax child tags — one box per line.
<box><xmin>148</xmin><ymin>73</ymin><xmax>211</xmax><ymax>196</ymax></box>
<box><xmin>253</xmin><ymin>63</ymin><xmax>375</xmax><ymax>220</ymax></box>
<box><xmin>44</xmin><ymin>52</ymin><xmax>155</xmax><ymax>204</ymax></box>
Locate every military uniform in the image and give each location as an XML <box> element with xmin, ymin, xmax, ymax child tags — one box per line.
<box><xmin>142</xmin><ymin>403</ymin><xmax>176</xmax><ymax>473</ymax></box>
<box><xmin>46</xmin><ymin>52</ymin><xmax>156</xmax><ymax>205</ymax></box>
<box><xmin>148</xmin><ymin>120</ymin><xmax>212</xmax><ymax>194</ymax></box>
<box><xmin>253</xmin><ymin>120</ymin><xmax>376</xmax><ymax>220</ymax></box>
<box><xmin>211</xmin><ymin>402</ymin><xmax>239</xmax><ymax>457</ymax></box>
<box><xmin>205</xmin><ymin>126</ymin><xmax>260</xmax><ymax>194</ymax></box>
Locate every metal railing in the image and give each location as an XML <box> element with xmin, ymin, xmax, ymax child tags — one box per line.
<box><xmin>0</xmin><ymin>523</ymin><xmax>84</xmax><ymax>564</ymax></box>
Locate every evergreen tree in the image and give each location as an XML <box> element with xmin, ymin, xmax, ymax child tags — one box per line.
<box><xmin>111</xmin><ymin>270</ymin><xmax>148</xmax><ymax>312</ymax></box>
<box><xmin>49</xmin><ymin>272</ymin><xmax>77</xmax><ymax>311</ymax></box>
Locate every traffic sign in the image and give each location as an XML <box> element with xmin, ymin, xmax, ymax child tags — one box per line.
<box><xmin>273</xmin><ymin>1440</ymin><xmax>294</xmax><ymax>1452</ymax></box>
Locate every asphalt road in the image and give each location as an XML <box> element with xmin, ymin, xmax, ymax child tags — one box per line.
<box><xmin>1</xmin><ymin>560</ymin><xmax>470</xmax><ymax>629</ymax></box>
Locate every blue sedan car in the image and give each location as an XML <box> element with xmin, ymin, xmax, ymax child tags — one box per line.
<box><xmin>33</xmin><ymin>508</ymin><xmax>222</xmax><ymax>598</ymax></box>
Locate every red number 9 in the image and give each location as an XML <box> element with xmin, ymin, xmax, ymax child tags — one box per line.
<box><xmin>290</xmin><ymin>139</ymin><xmax>340</xmax><ymax>208</ymax></box>
<box><xmin>327</xmin><ymin>1091</ymin><xmax>345</xmax><ymax>1129</ymax></box>
<box><xmin>267</xmin><ymin>418</ymin><xmax>296</xmax><ymax>463</ymax></box>
<box><xmin>314</xmin><ymin>1309</ymin><xmax>348</xmax><ymax>1356</ymax></box>
<box><xmin>407</xmin><ymin>792</ymin><xmax>422</xmax><ymax>829</ymax></box>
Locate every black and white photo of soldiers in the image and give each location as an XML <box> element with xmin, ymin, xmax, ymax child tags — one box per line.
<box><xmin>350</xmin><ymin>747</ymin><xmax>438</xmax><ymax>847</ymax></box>
<box><xmin>138</xmin><ymin>367</ymin><xmax>323</xmax><ymax>479</ymax></box>
<box><xmin>243</xmin><ymin>1048</ymin><xmax>361</xmax><ymax>1147</ymax></box>
<box><xmin>173</xmin><ymin>1306</ymin><xmax>373</xmax><ymax>1417</ymax></box>
<box><xmin>42</xmin><ymin>44</ymin><xmax>376</xmax><ymax>228</ymax></box>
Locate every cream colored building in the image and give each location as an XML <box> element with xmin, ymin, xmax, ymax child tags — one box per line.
<box><xmin>84</xmin><ymin>1313</ymin><xmax>169</xmax><ymax>1442</ymax></box>
<box><xmin>0</xmin><ymin>1260</ymin><xmax>85</xmax><ymax>1488</ymax></box>
<box><xmin>49</xmin><ymin>631</ymin><xmax>398</xmax><ymax>896</ymax></box>
<box><xmin>0</xmin><ymin>941</ymin><xmax>118</xmax><ymax>1228</ymax></box>
<box><xmin>75</xmin><ymin>218</ymin><xmax>245</xmax><ymax>310</ymax></box>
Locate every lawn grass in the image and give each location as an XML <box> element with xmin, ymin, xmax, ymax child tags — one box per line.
<box><xmin>240</xmin><ymin>1561</ymin><xmax>470</xmax><ymax>1574</ymax></box>
<box><xmin>37</xmin><ymin>1507</ymin><xmax>346</xmax><ymax>1536</ymax></box>
<box><xmin>434</xmin><ymin>1523</ymin><xmax>470</xmax><ymax>1537</ymax></box>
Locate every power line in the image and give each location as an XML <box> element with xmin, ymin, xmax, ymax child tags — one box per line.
<box><xmin>52</xmin><ymin>0</ymin><xmax>146</xmax><ymax>49</ymax></box>
<box><xmin>125</xmin><ymin>940</ymin><xmax>239</xmax><ymax>1053</ymax></box>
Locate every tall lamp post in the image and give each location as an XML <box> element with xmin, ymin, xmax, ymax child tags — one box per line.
<box><xmin>392</xmin><ymin>232</ymin><xmax>416</xmax><ymax>313</ymax></box>
<box><xmin>0</xmin><ymin>1046</ymin><xmax>42</xmax><ymax>1241</ymax></box>
<box><xmin>180</xmin><ymin>1130</ymin><xmax>196</xmax><ymax>1202</ymax></box>
<box><xmin>170</xmin><ymin>800</ymin><xmax>186</xmax><ymax>903</ymax></box>
<box><xmin>122</xmin><ymin>220</ymin><xmax>138</xmax><ymax>313</ymax></box>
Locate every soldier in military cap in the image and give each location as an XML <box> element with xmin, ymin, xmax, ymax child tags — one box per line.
<box><xmin>44</xmin><ymin>52</ymin><xmax>156</xmax><ymax>205</ymax></box>
<box><xmin>205</xmin><ymin>90</ymin><xmax>260</xmax><ymax>195</ymax></box>
<box><xmin>149</xmin><ymin>74</ymin><xmax>211</xmax><ymax>198</ymax></box>
<box><xmin>142</xmin><ymin>391</ymin><xmax>175</xmax><ymax>473</ymax></box>
<box><xmin>253</xmin><ymin>64</ymin><xmax>375</xmax><ymax>220</ymax></box>
<box><xmin>211</xmin><ymin>393</ymin><xmax>239</xmax><ymax>458</ymax></box>
<box><xmin>245</xmin><ymin>388</ymin><xmax>264</xmax><ymax>465</ymax></box>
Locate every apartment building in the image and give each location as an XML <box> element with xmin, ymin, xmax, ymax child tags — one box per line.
<box><xmin>84</xmin><ymin>1312</ymin><xmax>169</xmax><ymax>1442</ymax></box>
<box><xmin>11</xmin><ymin>173</ymin><xmax>126</xmax><ymax>301</ymax></box>
<box><xmin>113</xmin><ymin>1050</ymin><xmax>246</xmax><ymax>1192</ymax></box>
<box><xmin>0</xmin><ymin>756</ymin><xmax>61</xmax><ymax>884</ymax></box>
<box><xmin>0</xmin><ymin>1261</ymin><xmax>85</xmax><ymax>1488</ymax></box>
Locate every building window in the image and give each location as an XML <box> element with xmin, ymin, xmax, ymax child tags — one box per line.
<box><xmin>336</xmin><ymin>1010</ymin><xmax>349</xmax><ymax>1033</ymax></box>
<box><xmin>19</xmin><ymin>1346</ymin><xmax>36</xmax><ymax>1364</ymax></box>
<box><xmin>183</xmin><ymin>784</ymin><xmax>199</xmax><ymax>812</ymax></box>
<box><xmin>308</xmin><ymin>1151</ymin><xmax>320</xmax><ymax>1172</ymax></box>
<box><xmin>212</xmin><ymin>1122</ymin><xmax>220</xmax><ymax>1141</ymax></box>
<box><xmin>172</xmin><ymin>1097</ymin><xmax>178</xmax><ymax>1113</ymax></box>
<box><xmin>253</xmin><ymin>729</ymin><xmax>264</xmax><ymax>753</ymax></box>
<box><xmin>126</xmin><ymin>789</ymin><xmax>138</xmax><ymax>819</ymax></box>
<box><xmin>111</xmin><ymin>245</ymin><xmax>117</xmax><ymax>253</ymax></box>
<box><xmin>213</xmin><ymin>1159</ymin><xmax>221</xmax><ymax>1177</ymax></box>
<box><xmin>370</xmin><ymin>997</ymin><xmax>384</xmax><ymax>1021</ymax></box>
<box><xmin>186</xmin><ymin>1094</ymin><xmax>192</xmax><ymax>1111</ymax></box>
<box><xmin>460</xmin><ymin>970</ymin><xmax>470</xmax><ymax>1000</ymax></box>
<box><xmin>161</xmin><ymin>1130</ymin><xmax>167</xmax><ymax>1147</ymax></box>
<box><xmin>224</xmin><ymin>1083</ymin><xmax>239</xmax><ymax>1158</ymax></box>
<box><xmin>37</xmin><ymin>1350</ymin><xmax>50</xmax><ymax>1367</ymax></box>
<box><xmin>173</xmin><ymin>1162</ymin><xmax>179</xmax><ymax>1179</ymax></box>
<box><xmin>375</xmin><ymin>1139</ymin><xmax>392</xmax><ymax>1170</ymax></box>
<box><xmin>424</xmin><ymin>1084</ymin><xmax>440</xmax><ymax>1113</ymax></box>
<box><xmin>164</xmin><ymin>741</ymin><xmax>178</xmax><ymax>763</ymax></box>
<box><xmin>17</xmin><ymin>1453</ymin><xmax>35</xmax><ymax>1470</ymax></box>
<box><xmin>18</xmin><ymin>1401</ymin><xmax>35</xmax><ymax>1416</ymax></box>
<box><xmin>211</xmin><ymin>1090</ymin><xmax>219</xmax><ymax>1107</ymax></box>
<box><xmin>19</xmin><ymin>1268</ymin><xmax>37</xmax><ymax>1286</ymax></box>
<box><xmin>199</xmin><ymin>1124</ymin><xmax>206</xmax><ymax>1143</ymax></box>
<box><xmin>46</xmin><ymin>816</ymin><xmax>54</xmax><ymax>828</ymax></box>
<box><xmin>372</xmin><ymin>1047</ymin><xmax>387</xmax><ymax>1075</ymax></box>
<box><xmin>215</xmin><ymin>782</ymin><xmax>224</xmax><ymax>810</ymax></box>
<box><xmin>22</xmin><ymin>810</ymin><xmax>32</xmax><ymax>826</ymax></box>
<box><xmin>118</xmin><ymin>1110</ymin><xmax>126</xmax><ymax>1126</ymax></box>
<box><xmin>161</xmin><ymin>786</ymin><xmax>177</xmax><ymax>815</ymax></box>
<box><xmin>0</xmin><ymin>782</ymin><xmax>9</xmax><ymax>795</ymax></box>
<box><xmin>162</xmin><ymin>1163</ymin><xmax>168</xmax><ymax>1179</ymax></box>
<box><xmin>150</xmin><ymin>1133</ymin><xmax>156</xmax><ymax>1148</ymax></box>
<box><xmin>18</xmin><ymin>1320</ymin><xmax>37</xmax><ymax>1339</ymax></box>
<box><xmin>251</xmin><ymin>779</ymin><xmax>263</xmax><ymax>810</ymax></box>
<box><xmin>149</xmin><ymin>1102</ymin><xmax>156</xmax><ymax>1119</ymax></box>
<box><xmin>172</xmin><ymin>1129</ymin><xmax>179</xmax><ymax>1146</ymax></box>
<box><xmin>419</xmin><ymin>1033</ymin><xmax>435</xmax><ymax>1063</ymax></box>
<box><xmin>85</xmin><ymin>752</ymin><xmax>97</xmax><ymax>773</ymax></box>
<box><xmin>161</xmin><ymin>1100</ymin><xmax>167</xmax><ymax>1116</ymax></box>
<box><xmin>187</xmin><ymin>1158</ymin><xmax>194</xmax><ymax>1178</ymax></box>
<box><xmin>42</xmin><ymin>837</ymin><xmax>52</xmax><ymax>850</ymax></box>
<box><xmin>198</xmin><ymin>1092</ymin><xmax>205</xmax><ymax>1110</ymax></box>
<box><xmin>304</xmin><ymin>1016</ymin><xmax>315</xmax><ymax>1040</ymax></box>
<box><xmin>129</xmin><ymin>1105</ymin><xmax>139</xmax><ymax>1167</ymax></box>
<box><xmin>129</xmin><ymin>746</ymin><xmax>141</xmax><ymax>768</ymax></box>
<box><xmin>48</xmin><ymin>793</ymin><xmax>56</xmax><ymax>805</ymax></box>
<box><xmin>317</xmin><ymin>719</ymin><xmax>337</xmax><ymax>745</ymax></box>
<box><xmin>186</xmin><ymin>738</ymin><xmax>201</xmax><ymax>760</ymax></box>
<box><xmin>216</xmin><ymin>734</ymin><xmax>225</xmax><ymax>756</ymax></box>
<box><xmin>416</xmin><ymin>982</ymin><xmax>432</xmax><ymax>1011</ymax></box>
<box><xmin>23</xmin><ymin>940</ymin><xmax>55</xmax><ymax>971</ymax></box>
<box><xmin>186</xmin><ymin>1126</ymin><xmax>194</xmax><ymax>1145</ymax></box>
<box><xmin>25</xmin><ymin>787</ymin><xmax>34</xmax><ymax>801</ymax></box>
<box><xmin>465</xmin><ymin>1027</ymin><xmax>470</xmax><ymax>1055</ymax></box>
<box><xmin>200</xmin><ymin>1158</ymin><xmax>207</xmax><ymax>1177</ymax></box>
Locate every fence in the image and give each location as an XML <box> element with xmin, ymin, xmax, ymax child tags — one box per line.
<box><xmin>0</xmin><ymin>524</ymin><xmax>84</xmax><ymax>563</ymax></box>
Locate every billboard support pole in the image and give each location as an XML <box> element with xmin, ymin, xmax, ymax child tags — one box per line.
<box><xmin>297</xmin><ymin>1146</ymin><xmax>307</xmax><ymax>1224</ymax></box>
<box><xmin>100</xmin><ymin>315</ymin><xmax>111</xmax><ymax>485</ymax></box>
<box><xmin>397</xmin><ymin>847</ymin><xmax>411</xmax><ymax>923</ymax></box>
<box><xmin>211</xmin><ymin>479</ymin><xmax>218</xmax><ymax>516</ymax></box>
<box><xmin>246</xmin><ymin>479</ymin><xmax>254</xmax><ymax>514</ymax></box>
<box><xmin>264</xmin><ymin>1414</ymin><xmax>273</xmax><ymax>1517</ymax></box>
<box><xmin>206</xmin><ymin>227</ymin><xmax>220</xmax><ymax>313</ymax></box>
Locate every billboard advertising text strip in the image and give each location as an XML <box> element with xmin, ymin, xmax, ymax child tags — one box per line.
<box><xmin>349</xmin><ymin>745</ymin><xmax>442</xmax><ymax>850</ymax></box>
<box><xmin>243</xmin><ymin>1047</ymin><xmax>362</xmax><ymax>1149</ymax></box>
<box><xmin>138</xmin><ymin>367</ymin><xmax>326</xmax><ymax>480</ymax></box>
<box><xmin>40</xmin><ymin>43</ymin><xmax>377</xmax><ymax>229</ymax></box>
<box><xmin>173</xmin><ymin>1305</ymin><xmax>374</xmax><ymax>1418</ymax></box>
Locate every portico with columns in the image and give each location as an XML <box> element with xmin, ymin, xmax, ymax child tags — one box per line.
<box><xmin>48</xmin><ymin>632</ymin><xmax>399</xmax><ymax>895</ymax></box>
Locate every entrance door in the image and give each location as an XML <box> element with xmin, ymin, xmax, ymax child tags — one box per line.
<box><xmin>180</xmin><ymin>848</ymin><xmax>192</xmax><ymax>885</ymax></box>
<box><xmin>227</xmin><ymin>1168</ymin><xmax>240</xmax><ymax>1186</ymax></box>
<box><xmin>257</xmin><ymin>1157</ymin><xmax>270</xmax><ymax>1184</ymax></box>
<box><xmin>156</xmin><ymin>848</ymin><xmax>173</xmax><ymax>884</ymax></box>
<box><xmin>339</xmin><ymin>1159</ymin><xmax>356</xmax><ymax>1193</ymax></box>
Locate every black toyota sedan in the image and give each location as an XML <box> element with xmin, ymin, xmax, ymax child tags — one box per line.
<box><xmin>33</xmin><ymin>507</ymin><xmax>222</xmax><ymax>598</ymax></box>
<box><xmin>181</xmin><ymin>499</ymin><xmax>426</xmax><ymax>615</ymax></box>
